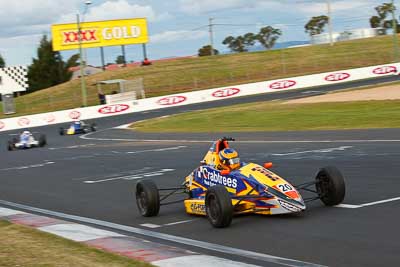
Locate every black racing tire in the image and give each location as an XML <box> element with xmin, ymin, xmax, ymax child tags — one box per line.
<box><xmin>316</xmin><ymin>166</ymin><xmax>346</xmax><ymax>206</ymax></box>
<box><xmin>7</xmin><ymin>140</ymin><xmax>15</xmax><ymax>151</ymax></box>
<box><xmin>38</xmin><ymin>134</ymin><xmax>47</xmax><ymax>147</ymax></box>
<box><xmin>205</xmin><ymin>185</ymin><xmax>233</xmax><ymax>228</ymax></box>
<box><xmin>59</xmin><ymin>127</ymin><xmax>64</xmax><ymax>135</ymax></box>
<box><xmin>136</xmin><ymin>180</ymin><xmax>160</xmax><ymax>217</ymax></box>
<box><xmin>90</xmin><ymin>123</ymin><xmax>96</xmax><ymax>132</ymax></box>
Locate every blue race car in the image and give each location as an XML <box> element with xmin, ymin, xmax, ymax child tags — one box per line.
<box><xmin>59</xmin><ymin>120</ymin><xmax>96</xmax><ymax>135</ymax></box>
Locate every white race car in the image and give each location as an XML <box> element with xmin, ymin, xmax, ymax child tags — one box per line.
<box><xmin>7</xmin><ymin>131</ymin><xmax>47</xmax><ymax>151</ymax></box>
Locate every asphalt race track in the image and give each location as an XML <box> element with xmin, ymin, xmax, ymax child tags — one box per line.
<box><xmin>1</xmin><ymin>77</ymin><xmax>400</xmax><ymax>267</ymax></box>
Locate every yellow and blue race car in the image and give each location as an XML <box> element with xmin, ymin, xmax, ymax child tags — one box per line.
<box><xmin>135</xmin><ymin>137</ymin><xmax>346</xmax><ymax>228</ymax></box>
<box><xmin>59</xmin><ymin>120</ymin><xmax>96</xmax><ymax>135</ymax></box>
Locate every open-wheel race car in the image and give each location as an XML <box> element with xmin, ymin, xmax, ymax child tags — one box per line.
<box><xmin>7</xmin><ymin>130</ymin><xmax>47</xmax><ymax>151</ymax></box>
<box><xmin>135</xmin><ymin>137</ymin><xmax>346</xmax><ymax>228</ymax></box>
<box><xmin>59</xmin><ymin>120</ymin><xmax>96</xmax><ymax>135</ymax></box>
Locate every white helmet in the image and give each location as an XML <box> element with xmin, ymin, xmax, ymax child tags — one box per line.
<box><xmin>23</xmin><ymin>130</ymin><xmax>30</xmax><ymax>135</ymax></box>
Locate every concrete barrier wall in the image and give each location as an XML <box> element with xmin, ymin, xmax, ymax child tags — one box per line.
<box><xmin>0</xmin><ymin>63</ymin><xmax>398</xmax><ymax>132</ymax></box>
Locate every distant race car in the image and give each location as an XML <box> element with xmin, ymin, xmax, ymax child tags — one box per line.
<box><xmin>59</xmin><ymin>120</ymin><xmax>96</xmax><ymax>135</ymax></box>
<box><xmin>7</xmin><ymin>130</ymin><xmax>47</xmax><ymax>151</ymax></box>
<box><xmin>135</xmin><ymin>137</ymin><xmax>346</xmax><ymax>228</ymax></box>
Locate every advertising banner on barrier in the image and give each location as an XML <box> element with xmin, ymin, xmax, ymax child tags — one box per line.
<box><xmin>51</xmin><ymin>18</ymin><xmax>149</xmax><ymax>51</ymax></box>
<box><xmin>0</xmin><ymin>63</ymin><xmax>399</xmax><ymax>132</ymax></box>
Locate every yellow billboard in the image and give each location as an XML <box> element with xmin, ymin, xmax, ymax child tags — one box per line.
<box><xmin>51</xmin><ymin>18</ymin><xmax>148</xmax><ymax>51</ymax></box>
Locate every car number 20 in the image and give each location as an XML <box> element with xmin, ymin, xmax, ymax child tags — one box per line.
<box><xmin>278</xmin><ymin>184</ymin><xmax>293</xmax><ymax>192</ymax></box>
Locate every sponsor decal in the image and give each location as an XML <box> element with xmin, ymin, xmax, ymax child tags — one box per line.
<box><xmin>63</xmin><ymin>29</ymin><xmax>98</xmax><ymax>44</ymax></box>
<box><xmin>278</xmin><ymin>199</ymin><xmax>302</xmax><ymax>212</ymax></box>
<box><xmin>102</xmin><ymin>26</ymin><xmax>141</xmax><ymax>40</ymax></box>
<box><xmin>69</xmin><ymin>110</ymin><xmax>81</xmax><ymax>120</ymax></box>
<box><xmin>43</xmin><ymin>114</ymin><xmax>56</xmax><ymax>123</ymax></box>
<box><xmin>157</xmin><ymin>96</ymin><xmax>187</xmax><ymax>105</ymax></box>
<box><xmin>190</xmin><ymin>203</ymin><xmax>205</xmax><ymax>213</ymax></box>
<box><xmin>252</xmin><ymin>166</ymin><xmax>280</xmax><ymax>181</ymax></box>
<box><xmin>0</xmin><ymin>121</ymin><xmax>4</xmax><ymax>129</ymax></box>
<box><xmin>18</xmin><ymin>117</ymin><xmax>30</xmax><ymax>126</ymax></box>
<box><xmin>98</xmin><ymin>104</ymin><xmax>129</xmax><ymax>114</ymax></box>
<box><xmin>198</xmin><ymin>167</ymin><xmax>238</xmax><ymax>188</ymax></box>
<box><xmin>52</xmin><ymin>18</ymin><xmax>148</xmax><ymax>51</ymax></box>
<box><xmin>212</xmin><ymin>88</ymin><xmax>240</xmax><ymax>97</ymax></box>
<box><xmin>373</xmin><ymin>66</ymin><xmax>397</xmax><ymax>75</ymax></box>
<box><xmin>325</xmin><ymin>72</ymin><xmax>350</xmax><ymax>82</ymax></box>
<box><xmin>269</xmin><ymin>80</ymin><xmax>297</xmax><ymax>90</ymax></box>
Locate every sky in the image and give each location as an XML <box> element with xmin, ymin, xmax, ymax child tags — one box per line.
<box><xmin>0</xmin><ymin>0</ymin><xmax>391</xmax><ymax>67</ymax></box>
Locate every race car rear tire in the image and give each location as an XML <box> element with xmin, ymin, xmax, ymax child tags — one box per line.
<box><xmin>316</xmin><ymin>166</ymin><xmax>345</xmax><ymax>206</ymax></box>
<box><xmin>136</xmin><ymin>180</ymin><xmax>160</xmax><ymax>217</ymax></box>
<box><xmin>38</xmin><ymin>134</ymin><xmax>47</xmax><ymax>147</ymax></box>
<box><xmin>205</xmin><ymin>185</ymin><xmax>233</xmax><ymax>228</ymax></box>
<box><xmin>90</xmin><ymin>123</ymin><xmax>96</xmax><ymax>132</ymax></box>
<box><xmin>59</xmin><ymin>127</ymin><xmax>64</xmax><ymax>135</ymax></box>
<box><xmin>7</xmin><ymin>141</ymin><xmax>15</xmax><ymax>151</ymax></box>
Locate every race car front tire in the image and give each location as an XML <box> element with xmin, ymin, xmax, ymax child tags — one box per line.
<box><xmin>315</xmin><ymin>166</ymin><xmax>346</xmax><ymax>206</ymax></box>
<box><xmin>136</xmin><ymin>180</ymin><xmax>160</xmax><ymax>217</ymax></box>
<box><xmin>38</xmin><ymin>134</ymin><xmax>47</xmax><ymax>147</ymax></box>
<box><xmin>59</xmin><ymin>128</ymin><xmax>64</xmax><ymax>135</ymax></box>
<box><xmin>205</xmin><ymin>185</ymin><xmax>233</xmax><ymax>228</ymax></box>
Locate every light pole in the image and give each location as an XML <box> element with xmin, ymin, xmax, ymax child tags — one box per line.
<box><xmin>77</xmin><ymin>0</ymin><xmax>92</xmax><ymax>107</ymax></box>
<box><xmin>326</xmin><ymin>0</ymin><xmax>334</xmax><ymax>46</ymax></box>
<box><xmin>391</xmin><ymin>0</ymin><xmax>399</xmax><ymax>61</ymax></box>
<box><xmin>209</xmin><ymin>18</ymin><xmax>215</xmax><ymax>56</ymax></box>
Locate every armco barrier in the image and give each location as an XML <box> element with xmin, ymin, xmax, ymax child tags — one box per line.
<box><xmin>0</xmin><ymin>63</ymin><xmax>399</xmax><ymax>132</ymax></box>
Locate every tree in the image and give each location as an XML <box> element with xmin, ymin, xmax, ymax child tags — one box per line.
<box><xmin>65</xmin><ymin>54</ymin><xmax>80</xmax><ymax>68</ymax></box>
<box><xmin>198</xmin><ymin>45</ymin><xmax>219</xmax><ymax>56</ymax></box>
<box><xmin>256</xmin><ymin>26</ymin><xmax>282</xmax><ymax>50</ymax></box>
<box><xmin>27</xmin><ymin>35</ymin><xmax>71</xmax><ymax>92</ymax></box>
<box><xmin>370</xmin><ymin>2</ymin><xmax>398</xmax><ymax>31</ymax></box>
<box><xmin>305</xmin><ymin>15</ymin><xmax>329</xmax><ymax>36</ymax></box>
<box><xmin>243</xmin><ymin>32</ymin><xmax>257</xmax><ymax>47</ymax></box>
<box><xmin>115</xmin><ymin>55</ymin><xmax>125</xmax><ymax>64</ymax></box>
<box><xmin>222</xmin><ymin>36</ymin><xmax>247</xmax><ymax>53</ymax></box>
<box><xmin>0</xmin><ymin>54</ymin><xmax>5</xmax><ymax>68</ymax></box>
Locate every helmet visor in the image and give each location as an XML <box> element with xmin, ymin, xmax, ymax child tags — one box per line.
<box><xmin>227</xmin><ymin>157</ymin><xmax>240</xmax><ymax>165</ymax></box>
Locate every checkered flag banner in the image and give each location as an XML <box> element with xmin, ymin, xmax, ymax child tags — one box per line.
<box><xmin>0</xmin><ymin>66</ymin><xmax>28</xmax><ymax>94</ymax></box>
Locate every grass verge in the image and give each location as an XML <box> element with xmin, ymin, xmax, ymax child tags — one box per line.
<box><xmin>1</xmin><ymin>35</ymin><xmax>399</xmax><ymax>118</ymax></box>
<box><xmin>0</xmin><ymin>220</ymin><xmax>153</xmax><ymax>267</ymax></box>
<box><xmin>130</xmin><ymin>100</ymin><xmax>400</xmax><ymax>132</ymax></box>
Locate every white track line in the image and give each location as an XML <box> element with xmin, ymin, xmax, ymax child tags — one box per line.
<box><xmin>0</xmin><ymin>161</ymin><xmax>55</xmax><ymax>171</ymax></box>
<box><xmin>336</xmin><ymin>196</ymin><xmax>400</xmax><ymax>209</ymax></box>
<box><xmin>141</xmin><ymin>219</ymin><xmax>197</xmax><ymax>229</ymax></box>
<box><xmin>81</xmin><ymin>130</ymin><xmax>400</xmax><ymax>144</ymax></box>
<box><xmin>84</xmin><ymin>169</ymin><xmax>175</xmax><ymax>184</ymax></box>
<box><xmin>271</xmin><ymin>146</ymin><xmax>353</xmax><ymax>156</ymax></box>
<box><xmin>163</xmin><ymin>219</ymin><xmax>196</xmax><ymax>226</ymax></box>
<box><xmin>0</xmin><ymin>200</ymin><xmax>326</xmax><ymax>267</ymax></box>
<box><xmin>360</xmin><ymin>196</ymin><xmax>400</xmax><ymax>207</ymax></box>
<box><xmin>48</xmin><ymin>144</ymin><xmax>96</xmax><ymax>150</ymax></box>
<box><xmin>140</xmin><ymin>223</ymin><xmax>161</xmax><ymax>228</ymax></box>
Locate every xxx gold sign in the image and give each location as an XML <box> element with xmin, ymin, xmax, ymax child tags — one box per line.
<box><xmin>51</xmin><ymin>18</ymin><xmax>148</xmax><ymax>51</ymax></box>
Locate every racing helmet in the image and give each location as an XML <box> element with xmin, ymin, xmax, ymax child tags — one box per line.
<box><xmin>22</xmin><ymin>130</ymin><xmax>31</xmax><ymax>135</ymax></box>
<box><xmin>219</xmin><ymin>148</ymin><xmax>241</xmax><ymax>170</ymax></box>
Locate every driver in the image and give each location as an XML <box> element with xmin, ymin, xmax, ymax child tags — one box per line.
<box><xmin>72</xmin><ymin>120</ymin><xmax>85</xmax><ymax>129</ymax></box>
<box><xmin>20</xmin><ymin>130</ymin><xmax>34</xmax><ymax>143</ymax></box>
<box><xmin>218</xmin><ymin>148</ymin><xmax>241</xmax><ymax>171</ymax></box>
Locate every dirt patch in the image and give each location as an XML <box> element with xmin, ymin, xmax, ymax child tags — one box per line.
<box><xmin>284</xmin><ymin>83</ymin><xmax>400</xmax><ymax>104</ymax></box>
